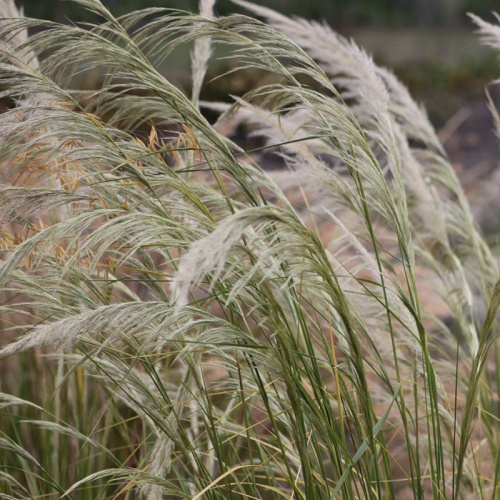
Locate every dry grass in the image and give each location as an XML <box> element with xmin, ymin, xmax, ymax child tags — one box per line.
<box><xmin>0</xmin><ymin>1</ymin><xmax>499</xmax><ymax>498</ymax></box>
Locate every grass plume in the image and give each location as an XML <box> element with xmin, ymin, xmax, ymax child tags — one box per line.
<box><xmin>0</xmin><ymin>1</ymin><xmax>499</xmax><ymax>498</ymax></box>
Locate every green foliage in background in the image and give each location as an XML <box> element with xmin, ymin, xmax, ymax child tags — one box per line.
<box><xmin>19</xmin><ymin>0</ymin><xmax>500</xmax><ymax>26</ymax></box>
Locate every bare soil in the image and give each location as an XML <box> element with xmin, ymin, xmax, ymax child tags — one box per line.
<box><xmin>441</xmin><ymin>100</ymin><xmax>500</xmax><ymax>237</ymax></box>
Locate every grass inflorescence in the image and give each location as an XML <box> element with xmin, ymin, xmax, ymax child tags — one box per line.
<box><xmin>0</xmin><ymin>0</ymin><xmax>499</xmax><ymax>498</ymax></box>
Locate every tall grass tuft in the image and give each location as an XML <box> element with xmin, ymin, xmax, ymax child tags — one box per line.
<box><xmin>0</xmin><ymin>0</ymin><xmax>499</xmax><ymax>497</ymax></box>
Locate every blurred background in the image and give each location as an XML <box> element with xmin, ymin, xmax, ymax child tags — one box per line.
<box><xmin>19</xmin><ymin>0</ymin><xmax>500</xmax><ymax>26</ymax></box>
<box><xmin>16</xmin><ymin>0</ymin><xmax>500</xmax><ymax>235</ymax></box>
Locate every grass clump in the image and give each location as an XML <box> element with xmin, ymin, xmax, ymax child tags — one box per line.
<box><xmin>0</xmin><ymin>0</ymin><xmax>499</xmax><ymax>498</ymax></box>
